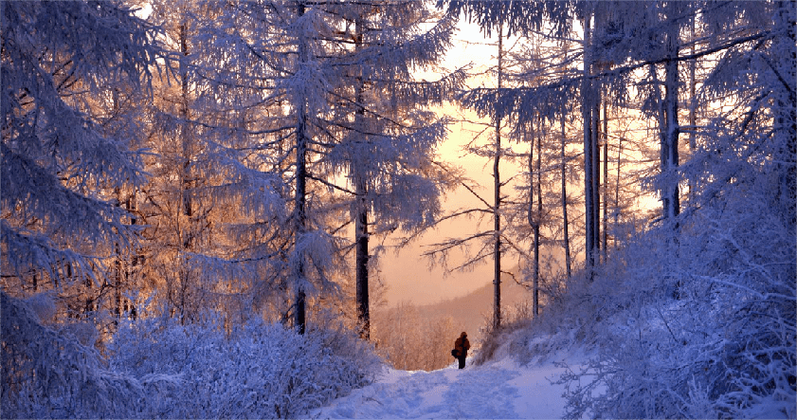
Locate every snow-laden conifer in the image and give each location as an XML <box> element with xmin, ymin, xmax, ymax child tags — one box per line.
<box><xmin>1</xmin><ymin>1</ymin><xmax>160</xmax><ymax>301</ymax></box>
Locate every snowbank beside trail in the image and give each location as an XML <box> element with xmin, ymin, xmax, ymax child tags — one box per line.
<box><xmin>314</xmin><ymin>356</ymin><xmax>580</xmax><ymax>419</ymax></box>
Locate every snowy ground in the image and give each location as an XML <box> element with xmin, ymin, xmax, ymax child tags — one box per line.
<box><xmin>314</xmin><ymin>356</ymin><xmax>580</xmax><ymax>419</ymax></box>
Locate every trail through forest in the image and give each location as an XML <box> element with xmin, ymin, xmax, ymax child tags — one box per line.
<box><xmin>315</xmin><ymin>355</ymin><xmax>579</xmax><ymax>419</ymax></box>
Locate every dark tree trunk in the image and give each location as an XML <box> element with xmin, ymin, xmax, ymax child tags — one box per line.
<box><xmin>492</xmin><ymin>22</ymin><xmax>504</xmax><ymax>330</ymax></box>
<box><xmin>293</xmin><ymin>1</ymin><xmax>309</xmax><ymax>334</ymax></box>
<box><xmin>353</xmin><ymin>16</ymin><xmax>370</xmax><ymax>340</ymax></box>
<box><xmin>582</xmin><ymin>7</ymin><xmax>597</xmax><ymax>277</ymax></box>
<box><xmin>602</xmin><ymin>101</ymin><xmax>608</xmax><ymax>258</ymax></box>
<box><xmin>662</xmin><ymin>1</ymin><xmax>680</xmax><ymax>223</ymax></box>
<box><xmin>560</xmin><ymin>112</ymin><xmax>571</xmax><ymax>278</ymax></box>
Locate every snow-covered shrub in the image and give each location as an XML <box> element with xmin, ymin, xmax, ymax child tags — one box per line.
<box><xmin>109</xmin><ymin>316</ymin><xmax>381</xmax><ymax>418</ymax></box>
<box><xmin>0</xmin><ymin>292</ymin><xmax>153</xmax><ymax>419</ymax></box>
<box><xmin>472</xmin><ymin>302</ymin><xmax>535</xmax><ymax>366</ymax></box>
<box><xmin>556</xmin><ymin>213</ymin><xmax>796</xmax><ymax>419</ymax></box>
<box><xmin>482</xmin><ymin>200</ymin><xmax>794</xmax><ymax>419</ymax></box>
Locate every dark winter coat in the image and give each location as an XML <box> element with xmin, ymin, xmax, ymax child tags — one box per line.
<box><xmin>454</xmin><ymin>332</ymin><xmax>470</xmax><ymax>358</ymax></box>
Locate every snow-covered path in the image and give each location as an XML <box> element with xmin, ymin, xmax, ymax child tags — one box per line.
<box><xmin>314</xmin><ymin>358</ymin><xmax>573</xmax><ymax>419</ymax></box>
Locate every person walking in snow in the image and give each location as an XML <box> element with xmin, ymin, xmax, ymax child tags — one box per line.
<box><xmin>452</xmin><ymin>332</ymin><xmax>470</xmax><ymax>369</ymax></box>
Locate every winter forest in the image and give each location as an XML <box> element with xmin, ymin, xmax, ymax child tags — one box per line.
<box><xmin>1</xmin><ymin>0</ymin><xmax>795</xmax><ymax>418</ymax></box>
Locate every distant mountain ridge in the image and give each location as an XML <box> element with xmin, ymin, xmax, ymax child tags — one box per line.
<box><xmin>413</xmin><ymin>271</ymin><xmax>532</xmax><ymax>343</ymax></box>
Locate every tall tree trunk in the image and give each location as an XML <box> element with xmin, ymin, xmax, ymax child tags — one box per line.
<box><xmin>774</xmin><ymin>0</ymin><xmax>796</xmax><ymax>228</ymax></box>
<box><xmin>534</xmin><ymin>125</ymin><xmax>542</xmax><ymax>316</ymax></box>
<box><xmin>180</xmin><ymin>23</ymin><xmax>192</xmax><ymax>223</ymax></box>
<box><xmin>614</xmin><ymin>135</ymin><xmax>623</xmax><ymax>250</ymax></box>
<box><xmin>492</xmin><ymin>22</ymin><xmax>504</xmax><ymax>330</ymax></box>
<box><xmin>114</xmin><ymin>186</ymin><xmax>122</xmax><ymax>320</ymax></box>
<box><xmin>126</xmin><ymin>192</ymin><xmax>138</xmax><ymax>320</ymax></box>
<box><xmin>592</xmin><ymin>95</ymin><xmax>601</xmax><ymax>262</ymax></box>
<box><xmin>355</xmin><ymin>193</ymin><xmax>369</xmax><ymax>337</ymax></box>
<box><xmin>178</xmin><ymin>21</ymin><xmax>193</xmax><ymax>324</ymax></box>
<box><xmin>662</xmin><ymin>2</ymin><xmax>680</xmax><ymax>223</ymax></box>
<box><xmin>353</xmin><ymin>15</ymin><xmax>370</xmax><ymax>340</ymax></box>
<box><xmin>527</xmin><ymin>121</ymin><xmax>539</xmax><ymax>317</ymax></box>
<box><xmin>560</xmin><ymin>112</ymin><xmax>571</xmax><ymax>278</ymax></box>
<box><xmin>113</xmin><ymin>87</ymin><xmax>123</xmax><ymax>320</ymax></box>
<box><xmin>687</xmin><ymin>14</ymin><xmax>697</xmax><ymax>205</ymax></box>
<box><xmin>582</xmin><ymin>6</ymin><xmax>597</xmax><ymax>277</ymax></box>
<box><xmin>293</xmin><ymin>1</ymin><xmax>309</xmax><ymax>334</ymax></box>
<box><xmin>602</xmin><ymin>100</ymin><xmax>608</xmax><ymax>258</ymax></box>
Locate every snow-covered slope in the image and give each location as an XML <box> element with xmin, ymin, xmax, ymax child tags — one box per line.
<box><xmin>314</xmin><ymin>356</ymin><xmax>580</xmax><ymax>419</ymax></box>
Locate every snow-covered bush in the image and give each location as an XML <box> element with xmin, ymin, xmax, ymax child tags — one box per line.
<box><xmin>556</xmin><ymin>214</ymin><xmax>795</xmax><ymax>418</ymax></box>
<box><xmin>109</xmin><ymin>316</ymin><xmax>381</xmax><ymax>418</ymax></box>
<box><xmin>0</xmin><ymin>292</ymin><xmax>154</xmax><ymax>419</ymax></box>
<box><xmin>480</xmin><ymin>200</ymin><xmax>794</xmax><ymax>419</ymax></box>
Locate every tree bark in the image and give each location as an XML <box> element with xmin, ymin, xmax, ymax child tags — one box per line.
<box><xmin>614</xmin><ymin>135</ymin><xmax>623</xmax><ymax>250</ymax></box>
<box><xmin>294</xmin><ymin>1</ymin><xmax>309</xmax><ymax>334</ymax></box>
<box><xmin>602</xmin><ymin>100</ymin><xmax>608</xmax><ymax>258</ymax></box>
<box><xmin>527</xmin><ymin>120</ymin><xmax>540</xmax><ymax>317</ymax></box>
<box><xmin>353</xmin><ymin>15</ymin><xmax>370</xmax><ymax>340</ymax></box>
<box><xmin>592</xmin><ymin>96</ymin><xmax>601</xmax><ymax>262</ymax></box>
<box><xmin>774</xmin><ymin>0</ymin><xmax>796</xmax><ymax>228</ymax></box>
<box><xmin>492</xmin><ymin>22</ymin><xmax>504</xmax><ymax>330</ymax></box>
<box><xmin>560</xmin><ymin>112</ymin><xmax>571</xmax><ymax>278</ymax></box>
<box><xmin>534</xmin><ymin>125</ymin><xmax>542</xmax><ymax>316</ymax></box>
<box><xmin>662</xmin><ymin>2</ymin><xmax>680</xmax><ymax>223</ymax></box>
<box><xmin>582</xmin><ymin>6</ymin><xmax>596</xmax><ymax>277</ymax></box>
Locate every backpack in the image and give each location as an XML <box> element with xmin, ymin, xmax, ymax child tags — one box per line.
<box><xmin>451</xmin><ymin>348</ymin><xmax>461</xmax><ymax>358</ymax></box>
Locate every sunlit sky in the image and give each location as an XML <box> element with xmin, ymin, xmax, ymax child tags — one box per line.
<box><xmin>379</xmin><ymin>21</ymin><xmax>506</xmax><ymax>307</ymax></box>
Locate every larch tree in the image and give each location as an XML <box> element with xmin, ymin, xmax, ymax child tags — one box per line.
<box><xmin>322</xmin><ymin>2</ymin><xmax>462</xmax><ymax>339</ymax></box>
<box><xmin>491</xmin><ymin>20</ymin><xmax>505</xmax><ymax>329</ymax></box>
<box><xmin>423</xmin><ymin>16</ymin><xmax>514</xmax><ymax>330</ymax></box>
<box><xmin>135</xmin><ymin>0</ymin><xmax>283</xmax><ymax>324</ymax></box>
<box><xmin>1</xmin><ymin>1</ymin><xmax>160</xmax><ymax>313</ymax></box>
<box><xmin>193</xmin><ymin>0</ymin><xmax>459</xmax><ymax>334</ymax></box>
<box><xmin>0</xmin><ymin>0</ymin><xmax>161</xmax><ymax>418</ymax></box>
<box><xmin>181</xmin><ymin>0</ymin><xmax>342</xmax><ymax>333</ymax></box>
<box><xmin>141</xmin><ymin>0</ymin><xmax>215</xmax><ymax>323</ymax></box>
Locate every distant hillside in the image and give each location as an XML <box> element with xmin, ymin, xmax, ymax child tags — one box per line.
<box><xmin>370</xmin><ymin>270</ymin><xmax>535</xmax><ymax>371</ymax></box>
<box><xmin>412</xmin><ymin>271</ymin><xmax>533</xmax><ymax>344</ymax></box>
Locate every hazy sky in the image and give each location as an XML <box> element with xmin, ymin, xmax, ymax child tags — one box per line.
<box><xmin>379</xmin><ymin>130</ymin><xmax>498</xmax><ymax>306</ymax></box>
<box><xmin>379</xmin><ymin>21</ymin><xmax>505</xmax><ymax>306</ymax></box>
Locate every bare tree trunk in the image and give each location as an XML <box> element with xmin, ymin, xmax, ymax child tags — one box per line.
<box><xmin>662</xmin><ymin>2</ymin><xmax>680</xmax><ymax>223</ymax></box>
<box><xmin>114</xmin><ymin>186</ymin><xmax>122</xmax><ymax>320</ymax></box>
<box><xmin>113</xmin><ymin>86</ymin><xmax>124</xmax><ymax>321</ymax></box>
<box><xmin>534</xmin><ymin>125</ymin><xmax>542</xmax><ymax>316</ymax></box>
<box><xmin>527</xmin><ymin>120</ymin><xmax>539</xmax><ymax>317</ymax></box>
<box><xmin>592</xmin><ymin>96</ymin><xmax>600</xmax><ymax>262</ymax></box>
<box><xmin>492</xmin><ymin>22</ymin><xmax>504</xmax><ymax>330</ymax></box>
<box><xmin>126</xmin><ymin>192</ymin><xmax>138</xmax><ymax>320</ymax></box>
<box><xmin>180</xmin><ymin>23</ymin><xmax>192</xmax><ymax>223</ymax></box>
<box><xmin>355</xmin><ymin>193</ymin><xmax>369</xmax><ymax>338</ymax></box>
<box><xmin>353</xmin><ymin>15</ymin><xmax>370</xmax><ymax>340</ymax></box>
<box><xmin>177</xmin><ymin>21</ymin><xmax>193</xmax><ymax>324</ymax></box>
<box><xmin>560</xmin><ymin>112</ymin><xmax>571</xmax><ymax>278</ymax></box>
<box><xmin>602</xmin><ymin>100</ymin><xmax>608</xmax><ymax>258</ymax></box>
<box><xmin>294</xmin><ymin>1</ymin><xmax>309</xmax><ymax>334</ymax></box>
<box><xmin>582</xmin><ymin>6</ymin><xmax>596</xmax><ymax>277</ymax></box>
<box><xmin>687</xmin><ymin>14</ymin><xmax>697</xmax><ymax>205</ymax></box>
<box><xmin>614</xmin><ymin>135</ymin><xmax>623</xmax><ymax>250</ymax></box>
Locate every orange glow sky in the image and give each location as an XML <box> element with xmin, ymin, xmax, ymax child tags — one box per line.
<box><xmin>379</xmin><ymin>21</ymin><xmax>506</xmax><ymax>307</ymax></box>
